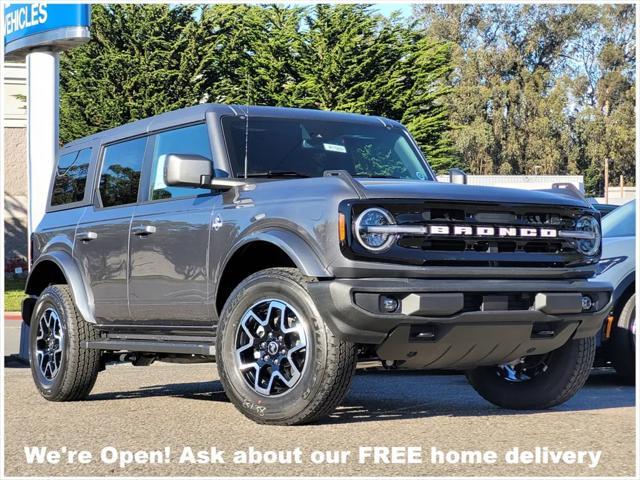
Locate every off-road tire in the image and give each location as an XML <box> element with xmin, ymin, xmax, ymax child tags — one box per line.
<box><xmin>466</xmin><ymin>337</ymin><xmax>595</xmax><ymax>409</ymax></box>
<box><xmin>216</xmin><ymin>268</ymin><xmax>357</xmax><ymax>425</ymax></box>
<box><xmin>29</xmin><ymin>284</ymin><xmax>101</xmax><ymax>401</ymax></box>
<box><xmin>610</xmin><ymin>293</ymin><xmax>635</xmax><ymax>384</ymax></box>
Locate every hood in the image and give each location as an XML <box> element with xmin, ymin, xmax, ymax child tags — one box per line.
<box><xmin>355</xmin><ymin>179</ymin><xmax>590</xmax><ymax>208</ymax></box>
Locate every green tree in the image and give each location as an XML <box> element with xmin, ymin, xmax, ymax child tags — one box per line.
<box><xmin>60</xmin><ymin>4</ymin><xmax>199</xmax><ymax>143</ymax></box>
<box><xmin>413</xmin><ymin>4</ymin><xmax>635</xmax><ymax>193</ymax></box>
<box><xmin>571</xmin><ymin>5</ymin><xmax>636</xmax><ymax>194</ymax></box>
<box><xmin>60</xmin><ymin>4</ymin><xmax>455</xmax><ymax>171</ymax></box>
<box><xmin>295</xmin><ymin>5</ymin><xmax>453</xmax><ymax>169</ymax></box>
<box><xmin>190</xmin><ymin>4</ymin><xmax>306</xmax><ymax>106</ymax></box>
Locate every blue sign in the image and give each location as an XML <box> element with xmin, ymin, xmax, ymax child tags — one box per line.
<box><xmin>4</xmin><ymin>3</ymin><xmax>90</xmax><ymax>59</ymax></box>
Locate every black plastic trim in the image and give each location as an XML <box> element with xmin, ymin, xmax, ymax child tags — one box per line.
<box><xmin>84</xmin><ymin>339</ymin><xmax>215</xmax><ymax>355</ymax></box>
<box><xmin>308</xmin><ymin>277</ymin><xmax>613</xmax><ymax>345</ymax></box>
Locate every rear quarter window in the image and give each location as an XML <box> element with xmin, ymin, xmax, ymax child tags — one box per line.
<box><xmin>51</xmin><ymin>147</ymin><xmax>92</xmax><ymax>206</ymax></box>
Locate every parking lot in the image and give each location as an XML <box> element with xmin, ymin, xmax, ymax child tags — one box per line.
<box><xmin>3</xmin><ymin>354</ymin><xmax>635</xmax><ymax>477</ymax></box>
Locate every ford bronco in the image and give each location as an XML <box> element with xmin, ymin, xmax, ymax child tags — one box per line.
<box><xmin>23</xmin><ymin>104</ymin><xmax>612</xmax><ymax>425</ymax></box>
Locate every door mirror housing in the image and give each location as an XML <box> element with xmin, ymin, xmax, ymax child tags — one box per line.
<box><xmin>164</xmin><ymin>154</ymin><xmax>246</xmax><ymax>190</ymax></box>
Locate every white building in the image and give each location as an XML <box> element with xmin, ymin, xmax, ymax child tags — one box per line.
<box><xmin>437</xmin><ymin>174</ymin><xmax>634</xmax><ymax>205</ymax></box>
<box><xmin>437</xmin><ymin>174</ymin><xmax>585</xmax><ymax>192</ymax></box>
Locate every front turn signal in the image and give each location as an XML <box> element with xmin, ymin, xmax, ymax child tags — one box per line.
<box><xmin>338</xmin><ymin>213</ymin><xmax>347</xmax><ymax>243</ymax></box>
<box><xmin>605</xmin><ymin>314</ymin><xmax>615</xmax><ymax>339</ymax></box>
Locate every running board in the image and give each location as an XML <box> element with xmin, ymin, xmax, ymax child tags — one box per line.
<box><xmin>83</xmin><ymin>339</ymin><xmax>215</xmax><ymax>356</ymax></box>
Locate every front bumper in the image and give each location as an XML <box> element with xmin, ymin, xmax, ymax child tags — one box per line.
<box><xmin>308</xmin><ymin>278</ymin><xmax>612</xmax><ymax>370</ymax></box>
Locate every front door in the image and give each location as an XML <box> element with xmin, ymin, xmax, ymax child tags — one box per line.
<box><xmin>74</xmin><ymin>136</ymin><xmax>147</xmax><ymax>325</ymax></box>
<box><xmin>128</xmin><ymin>123</ymin><xmax>218</xmax><ymax>326</ymax></box>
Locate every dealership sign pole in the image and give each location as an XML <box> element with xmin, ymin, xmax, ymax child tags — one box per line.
<box><xmin>4</xmin><ymin>3</ymin><xmax>91</xmax><ymax>360</ymax></box>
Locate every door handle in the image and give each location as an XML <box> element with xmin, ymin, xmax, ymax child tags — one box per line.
<box><xmin>77</xmin><ymin>231</ymin><xmax>97</xmax><ymax>242</ymax></box>
<box><xmin>132</xmin><ymin>225</ymin><xmax>156</xmax><ymax>236</ymax></box>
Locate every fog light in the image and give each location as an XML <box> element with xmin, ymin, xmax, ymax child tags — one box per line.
<box><xmin>581</xmin><ymin>296</ymin><xmax>593</xmax><ymax>310</ymax></box>
<box><xmin>381</xmin><ymin>296</ymin><xmax>399</xmax><ymax>313</ymax></box>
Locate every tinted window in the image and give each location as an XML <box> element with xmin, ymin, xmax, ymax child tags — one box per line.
<box><xmin>222</xmin><ymin>116</ymin><xmax>433</xmax><ymax>180</ymax></box>
<box><xmin>602</xmin><ymin>200</ymin><xmax>636</xmax><ymax>238</ymax></box>
<box><xmin>149</xmin><ymin>124</ymin><xmax>212</xmax><ymax>201</ymax></box>
<box><xmin>51</xmin><ymin>148</ymin><xmax>91</xmax><ymax>206</ymax></box>
<box><xmin>99</xmin><ymin>137</ymin><xmax>146</xmax><ymax>208</ymax></box>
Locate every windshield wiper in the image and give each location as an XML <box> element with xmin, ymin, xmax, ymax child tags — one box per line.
<box><xmin>245</xmin><ymin>170</ymin><xmax>309</xmax><ymax>178</ymax></box>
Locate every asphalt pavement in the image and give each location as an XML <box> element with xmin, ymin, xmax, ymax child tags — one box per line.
<box><xmin>3</xmin><ymin>356</ymin><xmax>636</xmax><ymax>477</ymax></box>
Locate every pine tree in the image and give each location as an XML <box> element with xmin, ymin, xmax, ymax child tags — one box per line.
<box><xmin>60</xmin><ymin>4</ymin><xmax>198</xmax><ymax>143</ymax></box>
<box><xmin>59</xmin><ymin>3</ymin><xmax>455</xmax><ymax>171</ymax></box>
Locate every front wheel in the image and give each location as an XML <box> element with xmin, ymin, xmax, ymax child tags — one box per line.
<box><xmin>216</xmin><ymin>268</ymin><xmax>357</xmax><ymax>425</ymax></box>
<box><xmin>466</xmin><ymin>337</ymin><xmax>595</xmax><ymax>409</ymax></box>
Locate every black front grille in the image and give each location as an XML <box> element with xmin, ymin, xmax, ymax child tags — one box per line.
<box><xmin>398</xmin><ymin>237</ymin><xmax>567</xmax><ymax>254</ymax></box>
<box><xmin>343</xmin><ymin>200</ymin><xmax>599</xmax><ymax>268</ymax></box>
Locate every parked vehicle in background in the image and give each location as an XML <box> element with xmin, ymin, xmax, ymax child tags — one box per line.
<box><xmin>595</xmin><ymin>200</ymin><xmax>636</xmax><ymax>383</ymax></box>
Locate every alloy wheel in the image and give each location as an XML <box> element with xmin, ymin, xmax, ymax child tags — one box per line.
<box><xmin>35</xmin><ymin>307</ymin><xmax>64</xmax><ymax>381</ymax></box>
<box><xmin>234</xmin><ymin>299</ymin><xmax>308</xmax><ymax>396</ymax></box>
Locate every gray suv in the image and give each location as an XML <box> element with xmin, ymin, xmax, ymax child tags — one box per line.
<box><xmin>23</xmin><ymin>104</ymin><xmax>612</xmax><ymax>425</ymax></box>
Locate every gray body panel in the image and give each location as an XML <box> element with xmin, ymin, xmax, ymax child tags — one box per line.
<box><xmin>74</xmin><ymin>205</ymin><xmax>135</xmax><ymax>323</ymax></box>
<box><xmin>597</xmin><ymin>235</ymin><xmax>635</xmax><ymax>304</ymax></box>
<box><xmin>25</xmin><ymin>104</ymin><xmax>612</xmax><ymax>368</ymax></box>
<box><xmin>128</xmin><ymin>196</ymin><xmax>217</xmax><ymax>326</ymax></box>
<box><xmin>357</xmin><ymin>179</ymin><xmax>587</xmax><ymax>207</ymax></box>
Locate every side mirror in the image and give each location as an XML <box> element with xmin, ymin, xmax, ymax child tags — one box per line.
<box><xmin>449</xmin><ymin>168</ymin><xmax>467</xmax><ymax>185</ymax></box>
<box><xmin>164</xmin><ymin>154</ymin><xmax>246</xmax><ymax>190</ymax></box>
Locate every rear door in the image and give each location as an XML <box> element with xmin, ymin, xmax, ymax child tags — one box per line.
<box><xmin>128</xmin><ymin>123</ymin><xmax>219</xmax><ymax>326</ymax></box>
<box><xmin>73</xmin><ymin>136</ymin><xmax>147</xmax><ymax>325</ymax></box>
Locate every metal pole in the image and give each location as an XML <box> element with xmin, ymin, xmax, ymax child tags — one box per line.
<box><xmin>27</xmin><ymin>49</ymin><xmax>59</xmax><ymax>242</ymax></box>
<box><xmin>20</xmin><ymin>49</ymin><xmax>60</xmax><ymax>362</ymax></box>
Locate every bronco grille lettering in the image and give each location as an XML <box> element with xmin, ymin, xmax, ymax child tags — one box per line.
<box><xmin>428</xmin><ymin>225</ymin><xmax>558</xmax><ymax>238</ymax></box>
<box><xmin>364</xmin><ymin>224</ymin><xmax>559</xmax><ymax>238</ymax></box>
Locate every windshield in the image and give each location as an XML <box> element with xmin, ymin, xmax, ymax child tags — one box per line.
<box><xmin>221</xmin><ymin>116</ymin><xmax>434</xmax><ymax>180</ymax></box>
<box><xmin>601</xmin><ymin>200</ymin><xmax>636</xmax><ymax>238</ymax></box>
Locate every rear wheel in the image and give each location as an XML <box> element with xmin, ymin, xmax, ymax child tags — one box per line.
<box><xmin>216</xmin><ymin>268</ymin><xmax>357</xmax><ymax>425</ymax></box>
<box><xmin>610</xmin><ymin>293</ymin><xmax>636</xmax><ymax>384</ymax></box>
<box><xmin>29</xmin><ymin>284</ymin><xmax>101</xmax><ymax>401</ymax></box>
<box><xmin>466</xmin><ymin>337</ymin><xmax>595</xmax><ymax>409</ymax></box>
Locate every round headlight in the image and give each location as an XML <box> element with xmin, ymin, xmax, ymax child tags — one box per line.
<box><xmin>575</xmin><ymin>215</ymin><xmax>601</xmax><ymax>256</ymax></box>
<box><xmin>355</xmin><ymin>208</ymin><xmax>396</xmax><ymax>252</ymax></box>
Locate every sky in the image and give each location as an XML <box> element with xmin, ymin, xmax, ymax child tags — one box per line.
<box><xmin>375</xmin><ymin>2</ymin><xmax>414</xmax><ymax>19</ymax></box>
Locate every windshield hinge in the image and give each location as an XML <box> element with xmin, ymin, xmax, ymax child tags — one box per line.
<box><xmin>323</xmin><ymin>170</ymin><xmax>368</xmax><ymax>199</ymax></box>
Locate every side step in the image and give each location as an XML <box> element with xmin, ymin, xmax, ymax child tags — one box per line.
<box><xmin>83</xmin><ymin>339</ymin><xmax>215</xmax><ymax>356</ymax></box>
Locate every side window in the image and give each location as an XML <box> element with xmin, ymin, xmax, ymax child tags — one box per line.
<box><xmin>51</xmin><ymin>148</ymin><xmax>91</xmax><ymax>206</ymax></box>
<box><xmin>149</xmin><ymin>124</ymin><xmax>212</xmax><ymax>201</ymax></box>
<box><xmin>99</xmin><ymin>137</ymin><xmax>146</xmax><ymax>208</ymax></box>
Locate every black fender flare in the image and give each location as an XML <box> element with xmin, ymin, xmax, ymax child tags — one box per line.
<box><xmin>219</xmin><ymin>228</ymin><xmax>332</xmax><ymax>281</ymax></box>
<box><xmin>613</xmin><ymin>271</ymin><xmax>635</xmax><ymax>307</ymax></box>
<box><xmin>26</xmin><ymin>251</ymin><xmax>95</xmax><ymax>324</ymax></box>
